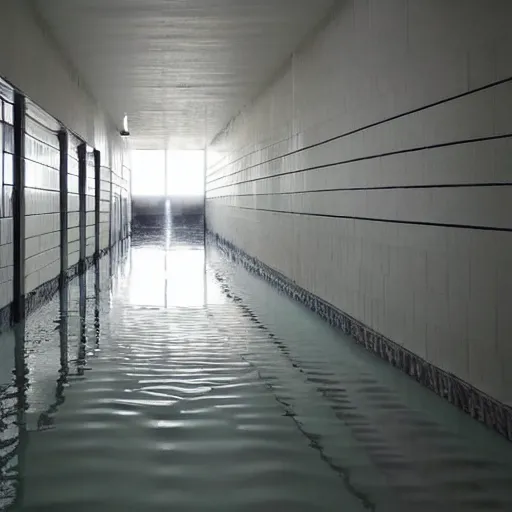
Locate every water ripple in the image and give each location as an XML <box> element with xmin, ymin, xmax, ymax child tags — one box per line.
<box><xmin>0</xmin><ymin>220</ymin><xmax>511</xmax><ymax>511</ymax></box>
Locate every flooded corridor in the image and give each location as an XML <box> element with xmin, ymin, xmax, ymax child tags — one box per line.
<box><xmin>0</xmin><ymin>217</ymin><xmax>511</xmax><ymax>512</ymax></box>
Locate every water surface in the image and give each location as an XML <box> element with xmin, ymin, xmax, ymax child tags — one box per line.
<box><xmin>1</xmin><ymin>215</ymin><xmax>512</xmax><ymax>511</ymax></box>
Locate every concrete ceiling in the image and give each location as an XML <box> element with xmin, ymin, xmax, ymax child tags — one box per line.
<box><xmin>32</xmin><ymin>0</ymin><xmax>336</xmax><ymax>149</ymax></box>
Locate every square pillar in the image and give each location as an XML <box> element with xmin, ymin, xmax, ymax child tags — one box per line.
<box><xmin>58</xmin><ymin>130</ymin><xmax>68</xmax><ymax>283</ymax></box>
<box><xmin>94</xmin><ymin>149</ymin><xmax>101</xmax><ymax>259</ymax></box>
<box><xmin>78</xmin><ymin>143</ymin><xmax>87</xmax><ymax>273</ymax></box>
<box><xmin>12</xmin><ymin>92</ymin><xmax>25</xmax><ymax>323</ymax></box>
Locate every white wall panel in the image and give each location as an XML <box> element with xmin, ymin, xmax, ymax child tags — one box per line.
<box><xmin>67</xmin><ymin>134</ymin><xmax>81</xmax><ymax>268</ymax></box>
<box><xmin>85</xmin><ymin>148</ymin><xmax>96</xmax><ymax>258</ymax></box>
<box><xmin>24</xmin><ymin>104</ymin><xmax>61</xmax><ymax>293</ymax></box>
<box><xmin>206</xmin><ymin>0</ymin><xmax>512</xmax><ymax>404</ymax></box>
<box><xmin>0</xmin><ymin>81</ymin><xmax>14</xmax><ymax>309</ymax></box>
<box><xmin>0</xmin><ymin>1</ymin><xmax>131</xmax><ymax>288</ymax></box>
<box><xmin>0</xmin><ymin>0</ymin><xmax>107</xmax><ymax>147</ymax></box>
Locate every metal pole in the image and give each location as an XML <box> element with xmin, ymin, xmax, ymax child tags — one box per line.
<box><xmin>78</xmin><ymin>144</ymin><xmax>87</xmax><ymax>274</ymax></box>
<box><xmin>94</xmin><ymin>149</ymin><xmax>101</xmax><ymax>260</ymax></box>
<box><xmin>12</xmin><ymin>92</ymin><xmax>26</xmax><ymax>323</ymax></box>
<box><xmin>58</xmin><ymin>130</ymin><xmax>69</xmax><ymax>285</ymax></box>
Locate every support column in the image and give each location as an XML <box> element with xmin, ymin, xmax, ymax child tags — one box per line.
<box><xmin>58</xmin><ymin>130</ymin><xmax>68</xmax><ymax>284</ymax></box>
<box><xmin>78</xmin><ymin>143</ymin><xmax>86</xmax><ymax>273</ymax></box>
<box><xmin>12</xmin><ymin>92</ymin><xmax>26</xmax><ymax>323</ymax></box>
<box><xmin>94</xmin><ymin>149</ymin><xmax>100</xmax><ymax>259</ymax></box>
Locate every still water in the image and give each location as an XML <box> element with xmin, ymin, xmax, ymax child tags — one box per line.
<box><xmin>1</xmin><ymin>216</ymin><xmax>512</xmax><ymax>511</ymax></box>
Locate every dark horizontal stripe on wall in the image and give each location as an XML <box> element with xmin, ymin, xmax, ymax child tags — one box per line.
<box><xmin>218</xmin><ymin>204</ymin><xmax>512</xmax><ymax>233</ymax></box>
<box><xmin>27</xmin><ymin>257</ymin><xmax>60</xmax><ymax>272</ymax></box>
<box><xmin>28</xmin><ymin>244</ymin><xmax>60</xmax><ymax>255</ymax></box>
<box><xmin>207</xmin><ymin>75</ymin><xmax>512</xmax><ymax>183</ymax></box>
<box><xmin>25</xmin><ymin>186</ymin><xmax>60</xmax><ymax>194</ymax></box>
<box><xmin>25</xmin><ymin>228</ymin><xmax>60</xmax><ymax>240</ymax></box>
<box><xmin>25</xmin><ymin>212</ymin><xmax>60</xmax><ymax>217</ymax></box>
<box><xmin>207</xmin><ymin>132</ymin><xmax>512</xmax><ymax>193</ymax></box>
<box><xmin>24</xmin><ymin>156</ymin><xmax>60</xmax><ymax>170</ymax></box>
<box><xmin>25</xmin><ymin>112</ymin><xmax>61</xmax><ymax>133</ymax></box>
<box><xmin>209</xmin><ymin>182</ymin><xmax>512</xmax><ymax>199</ymax></box>
<box><xmin>25</xmin><ymin>132</ymin><xmax>60</xmax><ymax>150</ymax></box>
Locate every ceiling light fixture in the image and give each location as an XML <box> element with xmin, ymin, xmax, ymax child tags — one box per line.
<box><xmin>121</xmin><ymin>113</ymin><xmax>130</xmax><ymax>137</ymax></box>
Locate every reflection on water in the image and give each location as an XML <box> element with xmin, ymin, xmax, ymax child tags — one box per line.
<box><xmin>0</xmin><ymin>328</ymin><xmax>20</xmax><ymax>511</ymax></box>
<box><xmin>0</xmin><ymin>215</ymin><xmax>512</xmax><ymax>511</ymax></box>
<box><xmin>129</xmin><ymin>207</ymin><xmax>223</xmax><ymax>308</ymax></box>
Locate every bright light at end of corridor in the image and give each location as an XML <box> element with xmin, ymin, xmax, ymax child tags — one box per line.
<box><xmin>132</xmin><ymin>150</ymin><xmax>204</xmax><ymax>197</ymax></box>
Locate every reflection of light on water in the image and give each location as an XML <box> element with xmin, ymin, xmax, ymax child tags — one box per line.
<box><xmin>128</xmin><ymin>243</ymin><xmax>225</xmax><ymax>308</ymax></box>
<box><xmin>165</xmin><ymin>198</ymin><xmax>172</xmax><ymax>252</ymax></box>
<box><xmin>128</xmin><ymin>248</ymin><xmax>166</xmax><ymax>307</ymax></box>
<box><xmin>130</xmin><ymin>200</ymin><xmax>227</xmax><ymax>307</ymax></box>
<box><xmin>165</xmin><ymin>248</ymin><xmax>205</xmax><ymax>307</ymax></box>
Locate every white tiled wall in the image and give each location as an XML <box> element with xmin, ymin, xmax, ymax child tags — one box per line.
<box><xmin>99</xmin><ymin>165</ymin><xmax>111</xmax><ymax>251</ymax></box>
<box><xmin>24</xmin><ymin>102</ymin><xmax>61</xmax><ymax>294</ymax></box>
<box><xmin>111</xmin><ymin>144</ymin><xmax>123</xmax><ymax>246</ymax></box>
<box><xmin>206</xmin><ymin>0</ymin><xmax>512</xmax><ymax>405</ymax></box>
<box><xmin>0</xmin><ymin>2</ymin><xmax>132</xmax><ymax>304</ymax></box>
<box><xmin>110</xmin><ymin>139</ymin><xmax>131</xmax><ymax>246</ymax></box>
<box><xmin>85</xmin><ymin>148</ymin><xmax>96</xmax><ymax>258</ymax></box>
<box><xmin>0</xmin><ymin>80</ymin><xmax>14</xmax><ymax>309</ymax></box>
<box><xmin>121</xmin><ymin>163</ymin><xmax>131</xmax><ymax>239</ymax></box>
<box><xmin>68</xmin><ymin>133</ymin><xmax>81</xmax><ymax>268</ymax></box>
<box><xmin>0</xmin><ymin>0</ymin><xmax>101</xmax><ymax>146</ymax></box>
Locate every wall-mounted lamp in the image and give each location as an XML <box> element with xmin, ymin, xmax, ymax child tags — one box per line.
<box><xmin>120</xmin><ymin>113</ymin><xmax>130</xmax><ymax>137</ymax></box>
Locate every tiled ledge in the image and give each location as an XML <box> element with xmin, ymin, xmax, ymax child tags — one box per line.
<box><xmin>208</xmin><ymin>231</ymin><xmax>512</xmax><ymax>442</ymax></box>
